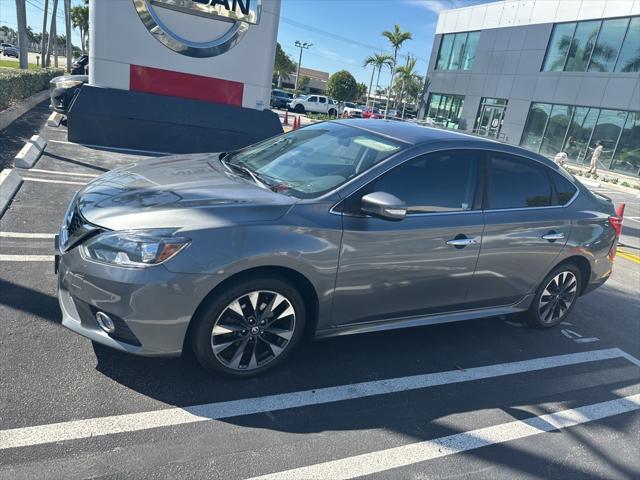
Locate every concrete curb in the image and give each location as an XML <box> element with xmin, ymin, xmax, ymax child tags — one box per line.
<box><xmin>14</xmin><ymin>135</ymin><xmax>47</xmax><ymax>169</ymax></box>
<box><xmin>0</xmin><ymin>90</ymin><xmax>50</xmax><ymax>131</ymax></box>
<box><xmin>47</xmin><ymin>111</ymin><xmax>62</xmax><ymax>127</ymax></box>
<box><xmin>0</xmin><ymin>169</ymin><xmax>23</xmax><ymax>217</ymax></box>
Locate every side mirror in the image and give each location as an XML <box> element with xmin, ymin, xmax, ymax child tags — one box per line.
<box><xmin>361</xmin><ymin>192</ymin><xmax>407</xmax><ymax>221</ymax></box>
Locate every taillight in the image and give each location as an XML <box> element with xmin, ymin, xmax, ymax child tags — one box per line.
<box><xmin>608</xmin><ymin>203</ymin><xmax>625</xmax><ymax>260</ymax></box>
<box><xmin>608</xmin><ymin>215</ymin><xmax>623</xmax><ymax>237</ymax></box>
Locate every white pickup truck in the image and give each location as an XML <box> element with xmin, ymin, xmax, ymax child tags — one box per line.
<box><xmin>288</xmin><ymin>95</ymin><xmax>339</xmax><ymax>116</ymax></box>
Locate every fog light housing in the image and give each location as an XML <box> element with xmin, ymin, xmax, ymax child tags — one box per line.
<box><xmin>95</xmin><ymin>311</ymin><xmax>116</xmax><ymax>334</ymax></box>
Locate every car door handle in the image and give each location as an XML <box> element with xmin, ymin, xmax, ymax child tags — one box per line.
<box><xmin>446</xmin><ymin>237</ymin><xmax>479</xmax><ymax>247</ymax></box>
<box><xmin>542</xmin><ymin>232</ymin><xmax>565</xmax><ymax>242</ymax></box>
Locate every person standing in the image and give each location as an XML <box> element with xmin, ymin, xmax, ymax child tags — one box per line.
<box><xmin>588</xmin><ymin>140</ymin><xmax>603</xmax><ymax>174</ymax></box>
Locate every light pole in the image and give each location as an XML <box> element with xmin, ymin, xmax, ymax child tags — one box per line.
<box><xmin>293</xmin><ymin>40</ymin><xmax>311</xmax><ymax>97</ymax></box>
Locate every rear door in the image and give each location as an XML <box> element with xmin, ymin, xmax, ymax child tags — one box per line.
<box><xmin>466</xmin><ymin>153</ymin><xmax>573</xmax><ymax>307</ymax></box>
<box><xmin>332</xmin><ymin>149</ymin><xmax>485</xmax><ymax>326</ymax></box>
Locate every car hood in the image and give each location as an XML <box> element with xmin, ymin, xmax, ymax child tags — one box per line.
<box><xmin>76</xmin><ymin>153</ymin><xmax>296</xmax><ymax>231</ymax></box>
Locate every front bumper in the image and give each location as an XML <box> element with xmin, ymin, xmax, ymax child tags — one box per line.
<box><xmin>57</xmin><ymin>245</ymin><xmax>222</xmax><ymax>357</ymax></box>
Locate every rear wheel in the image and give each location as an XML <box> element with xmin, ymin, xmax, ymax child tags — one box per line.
<box><xmin>191</xmin><ymin>276</ymin><xmax>306</xmax><ymax>378</ymax></box>
<box><xmin>526</xmin><ymin>264</ymin><xmax>581</xmax><ymax>328</ymax></box>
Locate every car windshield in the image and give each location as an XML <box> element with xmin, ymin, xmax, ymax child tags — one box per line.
<box><xmin>226</xmin><ymin>122</ymin><xmax>404</xmax><ymax>198</ymax></box>
<box><xmin>345</xmin><ymin>103</ymin><xmax>356</xmax><ymax>108</ymax></box>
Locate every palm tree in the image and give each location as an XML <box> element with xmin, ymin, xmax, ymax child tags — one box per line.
<box><xmin>394</xmin><ymin>56</ymin><xmax>417</xmax><ymax>118</ymax></box>
<box><xmin>363</xmin><ymin>53</ymin><xmax>393</xmax><ymax>107</ymax></box>
<box><xmin>71</xmin><ymin>4</ymin><xmax>89</xmax><ymax>53</ymax></box>
<box><xmin>382</xmin><ymin>24</ymin><xmax>412</xmax><ymax>117</ymax></box>
<box><xmin>364</xmin><ymin>53</ymin><xmax>393</xmax><ymax>106</ymax></box>
<box><xmin>273</xmin><ymin>42</ymin><xmax>296</xmax><ymax>88</ymax></box>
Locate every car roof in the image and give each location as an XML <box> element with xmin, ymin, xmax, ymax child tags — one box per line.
<box><xmin>332</xmin><ymin>119</ymin><xmax>559</xmax><ymax>169</ymax></box>
<box><xmin>334</xmin><ymin>119</ymin><xmax>487</xmax><ymax>145</ymax></box>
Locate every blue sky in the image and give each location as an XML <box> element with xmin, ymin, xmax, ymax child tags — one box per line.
<box><xmin>0</xmin><ymin>0</ymin><xmax>488</xmax><ymax>84</ymax></box>
<box><xmin>278</xmin><ymin>0</ymin><xmax>486</xmax><ymax>85</ymax></box>
<box><xmin>0</xmin><ymin>0</ymin><xmax>86</xmax><ymax>46</ymax></box>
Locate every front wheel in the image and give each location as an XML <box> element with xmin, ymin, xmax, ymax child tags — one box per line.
<box><xmin>191</xmin><ymin>277</ymin><xmax>306</xmax><ymax>378</ymax></box>
<box><xmin>526</xmin><ymin>264</ymin><xmax>581</xmax><ymax>328</ymax></box>
<box><xmin>294</xmin><ymin>104</ymin><xmax>305</xmax><ymax>113</ymax></box>
<box><xmin>328</xmin><ymin>109</ymin><xmax>337</xmax><ymax>117</ymax></box>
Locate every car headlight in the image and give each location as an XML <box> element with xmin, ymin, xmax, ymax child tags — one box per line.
<box><xmin>80</xmin><ymin>229</ymin><xmax>190</xmax><ymax>267</ymax></box>
<box><xmin>55</xmin><ymin>79</ymin><xmax>84</xmax><ymax>89</ymax></box>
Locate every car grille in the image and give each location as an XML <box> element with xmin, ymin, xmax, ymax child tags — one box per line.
<box><xmin>67</xmin><ymin>208</ymin><xmax>84</xmax><ymax>238</ymax></box>
<box><xmin>62</xmin><ymin>204</ymin><xmax>102</xmax><ymax>251</ymax></box>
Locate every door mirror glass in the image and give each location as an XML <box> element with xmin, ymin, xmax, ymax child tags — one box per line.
<box><xmin>361</xmin><ymin>192</ymin><xmax>406</xmax><ymax>221</ymax></box>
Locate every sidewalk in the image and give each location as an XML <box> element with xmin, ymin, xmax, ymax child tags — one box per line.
<box><xmin>563</xmin><ymin>163</ymin><xmax>640</xmax><ymax>195</ymax></box>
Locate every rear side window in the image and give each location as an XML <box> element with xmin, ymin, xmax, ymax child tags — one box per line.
<box><xmin>552</xmin><ymin>172</ymin><xmax>578</xmax><ymax>205</ymax></box>
<box><xmin>368</xmin><ymin>150</ymin><xmax>479</xmax><ymax>214</ymax></box>
<box><xmin>489</xmin><ymin>155</ymin><xmax>552</xmax><ymax>209</ymax></box>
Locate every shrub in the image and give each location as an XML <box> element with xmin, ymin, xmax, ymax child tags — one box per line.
<box><xmin>0</xmin><ymin>67</ymin><xmax>64</xmax><ymax>110</ymax></box>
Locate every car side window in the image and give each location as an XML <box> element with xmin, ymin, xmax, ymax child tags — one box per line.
<box><xmin>308</xmin><ymin>96</ymin><xmax>318</xmax><ymax>103</ymax></box>
<box><xmin>551</xmin><ymin>171</ymin><xmax>578</xmax><ymax>205</ymax></box>
<box><xmin>489</xmin><ymin>155</ymin><xmax>552</xmax><ymax>209</ymax></box>
<box><xmin>343</xmin><ymin>150</ymin><xmax>479</xmax><ymax>215</ymax></box>
<box><xmin>319</xmin><ymin>97</ymin><xmax>326</xmax><ymax>104</ymax></box>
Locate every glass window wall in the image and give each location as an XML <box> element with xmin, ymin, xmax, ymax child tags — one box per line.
<box><xmin>520</xmin><ymin>103</ymin><xmax>551</xmax><ymax>152</ymax></box>
<box><xmin>543</xmin><ymin>16</ymin><xmax>639</xmax><ymax>73</ymax></box>
<box><xmin>520</xmin><ymin>102</ymin><xmax>640</xmax><ymax>176</ymax></box>
<box><xmin>610</xmin><ymin>112</ymin><xmax>640</xmax><ymax>175</ymax></box>
<box><xmin>426</xmin><ymin>93</ymin><xmax>465</xmax><ymax>130</ymax></box>
<box><xmin>615</xmin><ymin>17</ymin><xmax>640</xmax><ymax>72</ymax></box>
<box><xmin>543</xmin><ymin>22</ymin><xmax>576</xmax><ymax>71</ymax></box>
<box><xmin>588</xmin><ymin>17</ymin><xmax>629</xmax><ymax>72</ymax></box>
<box><xmin>565</xmin><ymin>20</ymin><xmax>600</xmax><ymax>71</ymax></box>
<box><xmin>539</xmin><ymin>105</ymin><xmax>571</xmax><ymax>157</ymax></box>
<box><xmin>435</xmin><ymin>31</ymin><xmax>480</xmax><ymax>71</ymax></box>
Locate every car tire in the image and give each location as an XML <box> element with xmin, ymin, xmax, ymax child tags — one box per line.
<box><xmin>329</xmin><ymin>109</ymin><xmax>337</xmax><ymax>117</ymax></box>
<box><xmin>526</xmin><ymin>263</ymin><xmax>582</xmax><ymax>329</ymax></box>
<box><xmin>191</xmin><ymin>276</ymin><xmax>306</xmax><ymax>378</ymax></box>
<box><xmin>294</xmin><ymin>104</ymin><xmax>305</xmax><ymax>113</ymax></box>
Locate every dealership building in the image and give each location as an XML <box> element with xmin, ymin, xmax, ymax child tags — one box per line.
<box><xmin>420</xmin><ymin>0</ymin><xmax>640</xmax><ymax>177</ymax></box>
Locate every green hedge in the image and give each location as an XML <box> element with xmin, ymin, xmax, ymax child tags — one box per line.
<box><xmin>0</xmin><ymin>67</ymin><xmax>65</xmax><ymax>111</ymax></box>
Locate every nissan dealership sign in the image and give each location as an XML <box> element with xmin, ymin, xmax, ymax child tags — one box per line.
<box><xmin>133</xmin><ymin>0</ymin><xmax>261</xmax><ymax>57</ymax></box>
<box><xmin>89</xmin><ymin>0</ymin><xmax>280</xmax><ymax>109</ymax></box>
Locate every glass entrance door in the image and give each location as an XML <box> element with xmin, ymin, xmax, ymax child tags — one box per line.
<box><xmin>475</xmin><ymin>98</ymin><xmax>508</xmax><ymax>139</ymax></box>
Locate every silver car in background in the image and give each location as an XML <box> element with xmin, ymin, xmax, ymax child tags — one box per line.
<box><xmin>56</xmin><ymin>120</ymin><xmax>622</xmax><ymax>377</ymax></box>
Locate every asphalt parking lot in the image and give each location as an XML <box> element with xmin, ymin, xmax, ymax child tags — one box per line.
<box><xmin>0</xmin><ymin>115</ymin><xmax>639</xmax><ymax>479</ymax></box>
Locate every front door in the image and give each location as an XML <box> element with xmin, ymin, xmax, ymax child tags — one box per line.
<box><xmin>332</xmin><ymin>150</ymin><xmax>485</xmax><ymax>326</ymax></box>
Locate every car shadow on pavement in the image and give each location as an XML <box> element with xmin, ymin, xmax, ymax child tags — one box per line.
<box><xmin>0</xmin><ymin>278</ymin><xmax>61</xmax><ymax>323</ymax></box>
<box><xmin>43</xmin><ymin>151</ymin><xmax>110</xmax><ymax>172</ymax></box>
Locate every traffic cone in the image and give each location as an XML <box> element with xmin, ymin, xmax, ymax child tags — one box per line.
<box><xmin>283</xmin><ymin>111</ymin><xmax>289</xmax><ymax>125</ymax></box>
<box><xmin>616</xmin><ymin>203</ymin><xmax>626</xmax><ymax>219</ymax></box>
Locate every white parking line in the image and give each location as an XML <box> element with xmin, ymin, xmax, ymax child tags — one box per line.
<box><xmin>28</xmin><ymin>168</ymin><xmax>98</xmax><ymax>178</ymax></box>
<box><xmin>251</xmin><ymin>394</ymin><xmax>640</xmax><ymax>480</ymax></box>
<box><xmin>0</xmin><ymin>348</ymin><xmax>636</xmax><ymax>450</ymax></box>
<box><xmin>0</xmin><ymin>232</ymin><xmax>55</xmax><ymax>239</ymax></box>
<box><xmin>0</xmin><ymin>255</ymin><xmax>53</xmax><ymax>262</ymax></box>
<box><xmin>21</xmin><ymin>177</ymin><xmax>87</xmax><ymax>186</ymax></box>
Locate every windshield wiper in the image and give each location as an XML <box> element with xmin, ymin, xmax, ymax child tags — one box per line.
<box><xmin>221</xmin><ymin>159</ymin><xmax>273</xmax><ymax>191</ymax></box>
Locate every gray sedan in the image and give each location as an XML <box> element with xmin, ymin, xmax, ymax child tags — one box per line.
<box><xmin>56</xmin><ymin>120</ymin><xmax>621</xmax><ymax>377</ymax></box>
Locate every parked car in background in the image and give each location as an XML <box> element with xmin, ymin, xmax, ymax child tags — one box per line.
<box><xmin>55</xmin><ymin>120</ymin><xmax>620</xmax><ymax>378</ymax></box>
<box><xmin>1</xmin><ymin>43</ymin><xmax>19</xmax><ymax>58</ymax></box>
<box><xmin>288</xmin><ymin>95</ymin><xmax>338</xmax><ymax>116</ymax></box>
<box><xmin>71</xmin><ymin>54</ymin><xmax>89</xmax><ymax>75</ymax></box>
<box><xmin>340</xmin><ymin>102</ymin><xmax>362</xmax><ymax>118</ymax></box>
<box><xmin>362</xmin><ymin>106</ymin><xmax>383</xmax><ymax>119</ymax></box>
<box><xmin>270</xmin><ymin>89</ymin><xmax>292</xmax><ymax>109</ymax></box>
<box><xmin>50</xmin><ymin>75</ymin><xmax>88</xmax><ymax>114</ymax></box>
